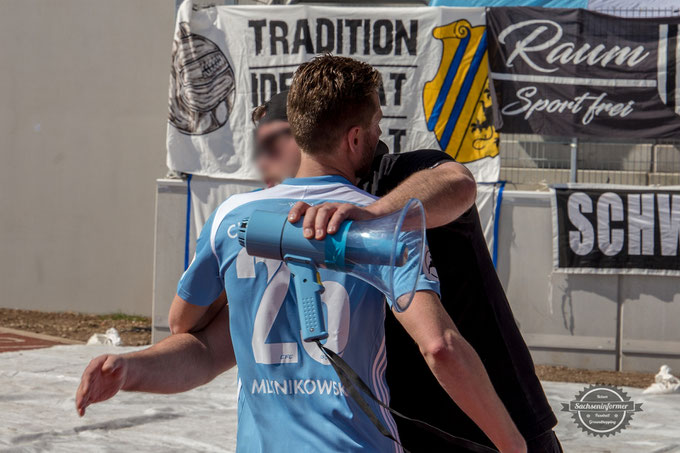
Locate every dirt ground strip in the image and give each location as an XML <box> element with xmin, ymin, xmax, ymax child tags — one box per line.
<box><xmin>535</xmin><ymin>364</ymin><xmax>654</xmax><ymax>389</ymax></box>
<box><xmin>0</xmin><ymin>308</ymin><xmax>658</xmax><ymax>388</ymax></box>
<box><xmin>0</xmin><ymin>308</ymin><xmax>151</xmax><ymax>346</ymax></box>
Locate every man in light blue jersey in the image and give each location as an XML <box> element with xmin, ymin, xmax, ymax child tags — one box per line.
<box><xmin>76</xmin><ymin>55</ymin><xmax>526</xmax><ymax>453</ymax></box>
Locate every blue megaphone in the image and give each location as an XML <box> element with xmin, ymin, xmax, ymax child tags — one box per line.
<box><xmin>237</xmin><ymin>199</ymin><xmax>426</xmax><ymax>342</ymax></box>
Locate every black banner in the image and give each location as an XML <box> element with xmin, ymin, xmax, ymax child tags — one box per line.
<box><xmin>553</xmin><ymin>185</ymin><xmax>680</xmax><ymax>274</ymax></box>
<box><xmin>487</xmin><ymin>7</ymin><xmax>680</xmax><ymax>139</ymax></box>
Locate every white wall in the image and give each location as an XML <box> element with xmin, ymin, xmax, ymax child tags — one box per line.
<box><xmin>0</xmin><ymin>0</ymin><xmax>175</xmax><ymax>315</ymax></box>
<box><xmin>496</xmin><ymin>191</ymin><xmax>680</xmax><ymax>373</ymax></box>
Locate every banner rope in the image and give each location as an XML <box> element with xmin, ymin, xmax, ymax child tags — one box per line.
<box><xmin>492</xmin><ymin>180</ymin><xmax>506</xmax><ymax>269</ymax></box>
<box><xmin>184</xmin><ymin>174</ymin><xmax>193</xmax><ymax>271</ymax></box>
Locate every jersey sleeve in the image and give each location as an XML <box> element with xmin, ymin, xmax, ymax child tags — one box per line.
<box><xmin>385</xmin><ymin>234</ymin><xmax>441</xmax><ymax>311</ymax></box>
<box><xmin>371</xmin><ymin>150</ymin><xmax>455</xmax><ymax>197</ymax></box>
<box><xmin>410</xmin><ymin>237</ymin><xmax>441</xmax><ymax>297</ymax></box>
<box><xmin>176</xmin><ymin>210</ymin><xmax>224</xmax><ymax>306</ymax></box>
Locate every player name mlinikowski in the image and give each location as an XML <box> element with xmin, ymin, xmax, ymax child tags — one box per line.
<box><xmin>251</xmin><ymin>378</ymin><xmax>349</xmax><ymax>397</ymax></box>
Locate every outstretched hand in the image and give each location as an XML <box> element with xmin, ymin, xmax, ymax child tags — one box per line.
<box><xmin>288</xmin><ymin>201</ymin><xmax>380</xmax><ymax>240</ymax></box>
<box><xmin>75</xmin><ymin>354</ymin><xmax>128</xmax><ymax>416</ymax></box>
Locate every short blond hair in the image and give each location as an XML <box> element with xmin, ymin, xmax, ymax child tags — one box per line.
<box><xmin>287</xmin><ymin>54</ymin><xmax>381</xmax><ymax>154</ymax></box>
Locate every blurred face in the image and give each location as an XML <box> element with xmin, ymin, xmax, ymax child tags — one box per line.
<box><xmin>254</xmin><ymin>120</ymin><xmax>301</xmax><ymax>187</ymax></box>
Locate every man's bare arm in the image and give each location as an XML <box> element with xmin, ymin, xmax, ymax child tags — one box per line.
<box><xmin>168</xmin><ymin>291</ymin><xmax>227</xmax><ymax>334</ymax></box>
<box><xmin>287</xmin><ymin>162</ymin><xmax>476</xmax><ymax>240</ymax></box>
<box><xmin>395</xmin><ymin>291</ymin><xmax>526</xmax><ymax>453</ymax></box>
<box><xmin>364</xmin><ymin>161</ymin><xmax>476</xmax><ymax>228</ymax></box>
<box><xmin>75</xmin><ymin>305</ymin><xmax>235</xmax><ymax>416</ymax></box>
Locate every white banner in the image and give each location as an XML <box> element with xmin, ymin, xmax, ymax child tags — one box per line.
<box><xmin>167</xmin><ymin>1</ymin><xmax>500</xmax><ymax>182</ymax></box>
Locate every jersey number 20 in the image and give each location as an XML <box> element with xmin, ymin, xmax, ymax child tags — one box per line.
<box><xmin>236</xmin><ymin>249</ymin><xmax>350</xmax><ymax>365</ymax></box>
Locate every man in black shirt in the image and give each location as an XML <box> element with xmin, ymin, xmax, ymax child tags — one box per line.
<box><xmin>361</xmin><ymin>149</ymin><xmax>561</xmax><ymax>452</ymax></box>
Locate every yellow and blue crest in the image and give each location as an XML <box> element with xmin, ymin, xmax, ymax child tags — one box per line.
<box><xmin>423</xmin><ymin>20</ymin><xmax>499</xmax><ymax>163</ymax></box>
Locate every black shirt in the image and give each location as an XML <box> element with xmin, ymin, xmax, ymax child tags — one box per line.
<box><xmin>360</xmin><ymin>150</ymin><xmax>557</xmax><ymax>452</ymax></box>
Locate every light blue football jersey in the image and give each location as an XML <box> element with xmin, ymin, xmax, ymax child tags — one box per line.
<box><xmin>177</xmin><ymin>175</ymin><xmax>440</xmax><ymax>453</ymax></box>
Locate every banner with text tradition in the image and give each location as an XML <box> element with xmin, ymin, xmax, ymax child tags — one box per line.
<box><xmin>167</xmin><ymin>1</ymin><xmax>500</xmax><ymax>182</ymax></box>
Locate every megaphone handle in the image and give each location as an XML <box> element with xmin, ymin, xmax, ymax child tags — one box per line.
<box><xmin>285</xmin><ymin>256</ymin><xmax>329</xmax><ymax>343</ymax></box>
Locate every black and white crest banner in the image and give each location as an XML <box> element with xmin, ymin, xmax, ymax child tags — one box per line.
<box><xmin>487</xmin><ymin>7</ymin><xmax>680</xmax><ymax>139</ymax></box>
<box><xmin>552</xmin><ymin>184</ymin><xmax>680</xmax><ymax>275</ymax></box>
<box><xmin>166</xmin><ymin>1</ymin><xmax>500</xmax><ymax>182</ymax></box>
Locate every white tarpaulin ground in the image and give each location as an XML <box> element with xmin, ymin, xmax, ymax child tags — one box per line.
<box><xmin>2</xmin><ymin>345</ymin><xmax>680</xmax><ymax>452</ymax></box>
